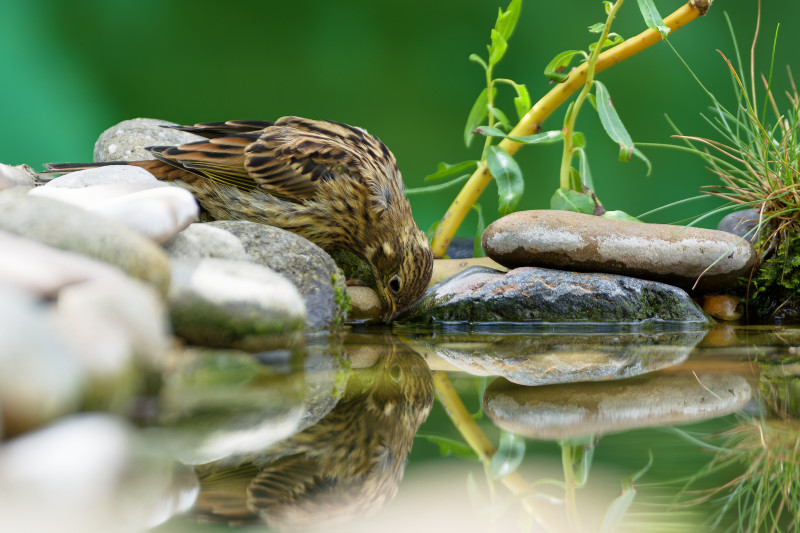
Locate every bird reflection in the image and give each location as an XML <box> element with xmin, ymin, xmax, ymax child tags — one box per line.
<box><xmin>191</xmin><ymin>342</ymin><xmax>434</xmax><ymax>529</ymax></box>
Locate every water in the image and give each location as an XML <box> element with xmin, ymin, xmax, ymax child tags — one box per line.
<box><xmin>148</xmin><ymin>324</ymin><xmax>798</xmax><ymax>532</ymax></box>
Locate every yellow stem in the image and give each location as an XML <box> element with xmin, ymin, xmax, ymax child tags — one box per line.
<box><xmin>432</xmin><ymin>371</ymin><xmax>564</xmax><ymax>531</ymax></box>
<box><xmin>430</xmin><ymin>0</ymin><xmax>712</xmax><ymax>258</ymax></box>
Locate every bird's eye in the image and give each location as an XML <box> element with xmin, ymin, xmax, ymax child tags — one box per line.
<box><xmin>388</xmin><ymin>275</ymin><xmax>402</xmax><ymax>293</ymax></box>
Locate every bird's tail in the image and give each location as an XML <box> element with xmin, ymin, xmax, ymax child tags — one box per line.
<box><xmin>41</xmin><ymin>158</ymin><xmax>195</xmax><ymax>183</ymax></box>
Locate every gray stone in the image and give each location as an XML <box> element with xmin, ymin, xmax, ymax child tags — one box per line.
<box><xmin>33</xmin><ymin>167</ymin><xmax>199</xmax><ymax>243</ymax></box>
<box><xmin>0</xmin><ymin>162</ymin><xmax>35</xmax><ymax>191</ymax></box>
<box><xmin>210</xmin><ymin>221</ymin><xmax>349</xmax><ymax>330</ymax></box>
<box><xmin>717</xmin><ymin>207</ymin><xmax>763</xmax><ymax>243</ymax></box>
<box><xmin>163</xmin><ymin>222</ymin><xmax>249</xmax><ymax>261</ymax></box>
<box><xmin>482</xmin><ymin>210</ymin><xmax>757</xmax><ymax>292</ymax></box>
<box><xmin>0</xmin><ymin>284</ymin><xmax>83</xmax><ymax>437</ymax></box>
<box><xmin>400</xmin><ymin>265</ymin><xmax>712</xmax><ymax>326</ymax></box>
<box><xmin>346</xmin><ymin>286</ymin><xmax>382</xmax><ymax>323</ymax></box>
<box><xmin>94</xmin><ymin>117</ymin><xmax>205</xmax><ymax>162</ymax></box>
<box><xmin>484</xmin><ymin>371</ymin><xmax>752</xmax><ymax>439</ymax></box>
<box><xmin>407</xmin><ymin>330</ymin><xmax>704</xmax><ymax>385</ymax></box>
<box><xmin>0</xmin><ymin>414</ymin><xmax>188</xmax><ymax>532</ymax></box>
<box><xmin>0</xmin><ymin>230</ymin><xmax>127</xmax><ymax>298</ymax></box>
<box><xmin>0</xmin><ymin>190</ymin><xmax>171</xmax><ymax>294</ymax></box>
<box><xmin>168</xmin><ymin>258</ymin><xmax>306</xmax><ymax>351</ymax></box>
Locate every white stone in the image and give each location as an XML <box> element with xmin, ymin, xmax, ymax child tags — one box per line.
<box><xmin>0</xmin><ymin>163</ymin><xmax>36</xmax><ymax>190</ymax></box>
<box><xmin>93</xmin><ymin>118</ymin><xmax>205</xmax><ymax>162</ymax></box>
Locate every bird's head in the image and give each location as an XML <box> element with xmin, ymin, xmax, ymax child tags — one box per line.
<box><xmin>366</xmin><ymin>226</ymin><xmax>433</xmax><ymax>322</ymax></box>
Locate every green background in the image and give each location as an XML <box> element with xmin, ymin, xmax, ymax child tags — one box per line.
<box><xmin>2</xmin><ymin>0</ymin><xmax>798</xmax><ymax>234</ymax></box>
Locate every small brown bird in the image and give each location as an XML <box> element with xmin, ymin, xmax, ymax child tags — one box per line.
<box><xmin>45</xmin><ymin>116</ymin><xmax>433</xmax><ymax>321</ymax></box>
<box><xmin>192</xmin><ymin>344</ymin><xmax>435</xmax><ymax>529</ymax></box>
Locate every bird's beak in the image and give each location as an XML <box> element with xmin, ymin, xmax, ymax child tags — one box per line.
<box><xmin>382</xmin><ymin>293</ymin><xmax>397</xmax><ymax>323</ymax></box>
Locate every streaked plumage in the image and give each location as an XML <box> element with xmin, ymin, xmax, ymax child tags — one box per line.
<box><xmin>192</xmin><ymin>347</ymin><xmax>434</xmax><ymax>529</ymax></box>
<box><xmin>45</xmin><ymin>116</ymin><xmax>433</xmax><ymax>321</ymax></box>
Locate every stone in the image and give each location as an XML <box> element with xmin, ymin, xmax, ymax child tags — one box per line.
<box><xmin>346</xmin><ymin>286</ymin><xmax>382</xmax><ymax>323</ymax></box>
<box><xmin>483</xmin><ymin>371</ymin><xmax>752</xmax><ymax>440</ymax></box>
<box><xmin>0</xmin><ymin>190</ymin><xmax>171</xmax><ymax>294</ymax></box>
<box><xmin>210</xmin><ymin>221</ymin><xmax>349</xmax><ymax>330</ymax></box>
<box><xmin>0</xmin><ymin>162</ymin><xmax>35</xmax><ymax>190</ymax></box>
<box><xmin>482</xmin><ymin>210</ymin><xmax>757</xmax><ymax>292</ymax></box>
<box><xmin>0</xmin><ymin>414</ymin><xmax>192</xmax><ymax>533</ymax></box>
<box><xmin>32</xmin><ymin>167</ymin><xmax>199</xmax><ymax>243</ymax></box>
<box><xmin>445</xmin><ymin>237</ymin><xmax>477</xmax><ymax>259</ymax></box>
<box><xmin>163</xmin><ymin>222</ymin><xmax>249</xmax><ymax>261</ymax></box>
<box><xmin>408</xmin><ymin>329</ymin><xmax>704</xmax><ymax>385</ymax></box>
<box><xmin>0</xmin><ymin>230</ymin><xmax>127</xmax><ymax>298</ymax></box>
<box><xmin>401</xmin><ymin>265</ymin><xmax>713</xmax><ymax>327</ymax></box>
<box><xmin>168</xmin><ymin>258</ymin><xmax>306</xmax><ymax>351</ymax></box>
<box><xmin>0</xmin><ymin>284</ymin><xmax>83</xmax><ymax>437</ymax></box>
<box><xmin>51</xmin><ymin>277</ymin><xmax>171</xmax><ymax>405</ymax></box>
<box><xmin>160</xmin><ymin>347</ymin><xmax>306</xmax><ymax>465</ymax></box>
<box><xmin>93</xmin><ymin>117</ymin><xmax>206</xmax><ymax>162</ymax></box>
<box><xmin>717</xmin><ymin>207</ymin><xmax>763</xmax><ymax>243</ymax></box>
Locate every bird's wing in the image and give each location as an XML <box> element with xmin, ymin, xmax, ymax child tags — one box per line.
<box><xmin>243</xmin><ymin>116</ymin><xmax>404</xmax><ymax>206</ymax></box>
<box><xmin>165</xmin><ymin>120</ymin><xmax>275</xmax><ymax>139</ymax></box>
<box><xmin>147</xmin><ymin>133</ymin><xmax>262</xmax><ymax>191</ymax></box>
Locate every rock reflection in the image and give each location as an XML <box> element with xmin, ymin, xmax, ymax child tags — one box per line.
<box><xmin>484</xmin><ymin>370</ymin><xmax>753</xmax><ymax>440</ymax></box>
<box><xmin>191</xmin><ymin>338</ymin><xmax>434</xmax><ymax>530</ymax></box>
<box><xmin>409</xmin><ymin>329</ymin><xmax>706</xmax><ymax>385</ymax></box>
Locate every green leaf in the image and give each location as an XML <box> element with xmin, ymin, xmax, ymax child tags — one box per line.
<box><xmin>468</xmin><ymin>53</ymin><xmax>488</xmax><ymax>72</ymax></box>
<box><xmin>572</xmin><ymin>131</ymin><xmax>586</xmax><ymax>149</ymax></box>
<box><xmin>471</xmin><ymin>203</ymin><xmax>486</xmax><ymax>258</ymax></box>
<box><xmin>419</xmin><ymin>434</ymin><xmax>480</xmax><ymax>461</ymax></box>
<box><xmin>488</xmin><ymin>105</ymin><xmax>511</xmax><ymax>129</ymax></box>
<box><xmin>588</xmin><ymin>33</ymin><xmax>623</xmax><ymax>53</ymax></box>
<box><xmin>602</xmin><ymin>210</ymin><xmax>641</xmax><ymax>222</ymax></box>
<box><xmin>588</xmin><ymin>22</ymin><xmax>606</xmax><ymax>34</ymax></box>
<box><xmin>464</xmin><ymin>88</ymin><xmax>492</xmax><ymax>147</ymax></box>
<box><xmin>594</xmin><ymin>81</ymin><xmax>634</xmax><ymax>162</ymax></box>
<box><xmin>576</xmin><ymin>147</ymin><xmax>593</xmax><ymax>190</ymax></box>
<box><xmin>425</xmin><ymin>220</ymin><xmax>440</xmax><ymax>243</ymax></box>
<box><xmin>598</xmin><ymin>451</ymin><xmax>653</xmax><ymax>533</ymax></box>
<box><xmin>512</xmin><ymin>83</ymin><xmax>531</xmax><ymax>120</ymax></box>
<box><xmin>495</xmin><ymin>0</ymin><xmax>522</xmax><ymax>41</ymax></box>
<box><xmin>474</xmin><ymin>126</ymin><xmax>564</xmax><ymax>145</ymax></box>
<box><xmin>424</xmin><ymin>160</ymin><xmax>479</xmax><ymax>182</ymax></box>
<box><xmin>488</xmin><ymin>29</ymin><xmax>507</xmax><ymax>67</ymax></box>
<box><xmin>406</xmin><ymin>174</ymin><xmax>470</xmax><ymax>196</ymax></box>
<box><xmin>636</xmin><ymin>0</ymin><xmax>671</xmax><ymax>39</ymax></box>
<box><xmin>550</xmin><ymin>187</ymin><xmax>594</xmax><ymax>214</ymax></box>
<box><xmin>485</xmin><ymin>145</ymin><xmax>523</xmax><ymax>216</ymax></box>
<box><xmin>544</xmin><ymin>50</ymin><xmax>585</xmax><ymax>82</ymax></box>
<box><xmin>632</xmin><ymin>146</ymin><xmax>652</xmax><ymax>175</ymax></box>
<box><xmin>603</xmin><ymin>1</ymin><xmax>613</xmax><ymax>14</ymax></box>
<box><xmin>488</xmin><ymin>430</ymin><xmax>525</xmax><ymax>479</ymax></box>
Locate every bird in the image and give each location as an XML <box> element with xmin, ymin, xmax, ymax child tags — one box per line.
<box><xmin>191</xmin><ymin>342</ymin><xmax>435</xmax><ymax>529</ymax></box>
<box><xmin>44</xmin><ymin>116</ymin><xmax>433</xmax><ymax>322</ymax></box>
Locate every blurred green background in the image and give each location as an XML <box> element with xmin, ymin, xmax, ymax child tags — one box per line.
<box><xmin>2</xmin><ymin>0</ymin><xmax>798</xmax><ymax>234</ymax></box>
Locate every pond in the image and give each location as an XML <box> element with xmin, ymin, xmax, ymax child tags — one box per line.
<box><xmin>134</xmin><ymin>322</ymin><xmax>799</xmax><ymax>533</ymax></box>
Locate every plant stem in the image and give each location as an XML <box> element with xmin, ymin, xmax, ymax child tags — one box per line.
<box><xmin>559</xmin><ymin>0</ymin><xmax>624</xmax><ymax>190</ymax></box>
<box><xmin>430</xmin><ymin>0</ymin><xmax>712</xmax><ymax>258</ymax></box>
<box><xmin>432</xmin><ymin>371</ymin><xmax>564</xmax><ymax>531</ymax></box>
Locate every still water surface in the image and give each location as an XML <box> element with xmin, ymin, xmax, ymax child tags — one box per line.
<box><xmin>154</xmin><ymin>323</ymin><xmax>799</xmax><ymax>533</ymax></box>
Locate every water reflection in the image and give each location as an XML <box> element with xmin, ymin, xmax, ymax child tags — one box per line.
<box><xmin>190</xmin><ymin>336</ymin><xmax>433</xmax><ymax>530</ymax></box>
<box><xmin>405</xmin><ymin>328</ymin><xmax>706</xmax><ymax>385</ymax></box>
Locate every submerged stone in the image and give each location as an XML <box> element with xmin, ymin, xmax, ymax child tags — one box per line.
<box><xmin>400</xmin><ymin>265</ymin><xmax>712</xmax><ymax>327</ymax></box>
<box><xmin>482</xmin><ymin>210</ymin><xmax>756</xmax><ymax>292</ymax></box>
<box><xmin>484</xmin><ymin>370</ymin><xmax>752</xmax><ymax>440</ymax></box>
<box><xmin>407</xmin><ymin>329</ymin><xmax>705</xmax><ymax>385</ymax></box>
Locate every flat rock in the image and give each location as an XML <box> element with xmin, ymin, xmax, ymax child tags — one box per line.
<box><xmin>407</xmin><ymin>329</ymin><xmax>704</xmax><ymax>385</ymax></box>
<box><xmin>168</xmin><ymin>258</ymin><xmax>306</xmax><ymax>351</ymax></box>
<box><xmin>482</xmin><ymin>210</ymin><xmax>756</xmax><ymax>292</ymax></box>
<box><xmin>400</xmin><ymin>265</ymin><xmax>712</xmax><ymax>327</ymax></box>
<box><xmin>94</xmin><ymin>117</ymin><xmax>206</xmax><ymax>162</ymax></box>
<box><xmin>0</xmin><ymin>190</ymin><xmax>171</xmax><ymax>294</ymax></box>
<box><xmin>484</xmin><ymin>370</ymin><xmax>752</xmax><ymax>439</ymax></box>
<box><xmin>210</xmin><ymin>221</ymin><xmax>349</xmax><ymax>330</ymax></box>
